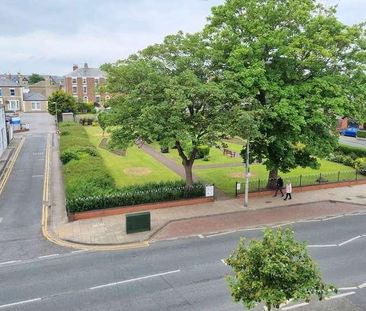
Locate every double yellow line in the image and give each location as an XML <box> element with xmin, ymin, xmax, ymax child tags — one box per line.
<box><xmin>40</xmin><ymin>133</ymin><xmax>148</xmax><ymax>251</ymax></box>
<box><xmin>0</xmin><ymin>137</ymin><xmax>25</xmax><ymax>195</ymax></box>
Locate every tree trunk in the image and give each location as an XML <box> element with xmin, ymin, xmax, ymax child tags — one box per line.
<box><xmin>266</xmin><ymin>303</ymin><xmax>271</xmax><ymax>311</ymax></box>
<box><xmin>268</xmin><ymin>168</ymin><xmax>278</xmax><ymax>190</ymax></box>
<box><xmin>183</xmin><ymin>160</ymin><xmax>194</xmax><ymax>188</ymax></box>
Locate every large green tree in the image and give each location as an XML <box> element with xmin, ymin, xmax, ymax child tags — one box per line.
<box><xmin>103</xmin><ymin>32</ymin><xmax>239</xmax><ymax>187</ymax></box>
<box><xmin>206</xmin><ymin>0</ymin><xmax>366</xmax><ymax>184</ymax></box>
<box><xmin>28</xmin><ymin>73</ymin><xmax>45</xmax><ymax>85</ymax></box>
<box><xmin>48</xmin><ymin>90</ymin><xmax>77</xmax><ymax>120</ymax></box>
<box><xmin>226</xmin><ymin>228</ymin><xmax>336</xmax><ymax>310</ymax></box>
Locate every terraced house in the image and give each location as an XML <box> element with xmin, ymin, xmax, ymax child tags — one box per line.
<box><xmin>0</xmin><ymin>78</ymin><xmax>23</xmax><ymax>112</ymax></box>
<box><xmin>63</xmin><ymin>63</ymin><xmax>108</xmax><ymax>105</ymax></box>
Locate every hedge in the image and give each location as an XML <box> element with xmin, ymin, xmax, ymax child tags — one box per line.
<box><xmin>66</xmin><ymin>181</ymin><xmax>205</xmax><ymax>213</ymax></box>
<box><xmin>336</xmin><ymin>144</ymin><xmax>366</xmax><ymax>158</ymax></box>
<box><xmin>357</xmin><ymin>130</ymin><xmax>366</xmax><ymax>138</ymax></box>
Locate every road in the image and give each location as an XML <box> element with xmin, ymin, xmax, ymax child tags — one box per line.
<box><xmin>1</xmin><ymin>212</ymin><xmax>366</xmax><ymax>310</ymax></box>
<box><xmin>340</xmin><ymin>135</ymin><xmax>366</xmax><ymax>148</ymax></box>
<box><xmin>0</xmin><ymin>113</ymin><xmax>365</xmax><ymax>310</ymax></box>
<box><xmin>0</xmin><ymin>113</ymin><xmax>67</xmax><ymax>262</ymax></box>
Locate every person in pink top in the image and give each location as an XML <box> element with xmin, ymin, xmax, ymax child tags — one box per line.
<box><xmin>284</xmin><ymin>181</ymin><xmax>292</xmax><ymax>200</ymax></box>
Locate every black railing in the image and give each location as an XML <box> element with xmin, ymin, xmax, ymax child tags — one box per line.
<box><xmin>235</xmin><ymin>170</ymin><xmax>364</xmax><ymax>197</ymax></box>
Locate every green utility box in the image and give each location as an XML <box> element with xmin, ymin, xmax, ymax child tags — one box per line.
<box><xmin>126</xmin><ymin>212</ymin><xmax>151</xmax><ymax>234</ymax></box>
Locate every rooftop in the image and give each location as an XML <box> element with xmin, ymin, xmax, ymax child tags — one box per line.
<box><xmin>64</xmin><ymin>63</ymin><xmax>106</xmax><ymax>78</ymax></box>
<box><xmin>23</xmin><ymin>92</ymin><xmax>47</xmax><ymax>101</ymax></box>
<box><xmin>0</xmin><ymin>78</ymin><xmax>21</xmax><ymax>87</ymax></box>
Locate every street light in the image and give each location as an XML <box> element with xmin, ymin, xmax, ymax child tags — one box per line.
<box><xmin>244</xmin><ymin>140</ymin><xmax>250</xmax><ymax>208</ymax></box>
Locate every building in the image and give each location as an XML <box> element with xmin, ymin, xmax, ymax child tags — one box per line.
<box><xmin>29</xmin><ymin>76</ymin><xmax>60</xmax><ymax>98</ymax></box>
<box><xmin>0</xmin><ymin>104</ymin><xmax>7</xmax><ymax>157</ymax></box>
<box><xmin>23</xmin><ymin>92</ymin><xmax>48</xmax><ymax>112</ymax></box>
<box><xmin>0</xmin><ymin>78</ymin><xmax>23</xmax><ymax>112</ymax></box>
<box><xmin>64</xmin><ymin>63</ymin><xmax>107</xmax><ymax>105</ymax></box>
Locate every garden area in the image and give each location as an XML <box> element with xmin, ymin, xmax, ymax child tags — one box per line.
<box><xmin>59</xmin><ymin>122</ymin><xmax>204</xmax><ymax>213</ymax></box>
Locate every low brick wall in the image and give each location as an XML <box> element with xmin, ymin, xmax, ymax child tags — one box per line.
<box><xmin>68</xmin><ymin>196</ymin><xmax>215</xmax><ymax>221</ymax></box>
<box><xmin>239</xmin><ymin>178</ymin><xmax>366</xmax><ymax>198</ymax></box>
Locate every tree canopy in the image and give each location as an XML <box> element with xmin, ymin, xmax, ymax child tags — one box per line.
<box><xmin>103</xmin><ymin>32</ymin><xmax>240</xmax><ymax>186</ymax></box>
<box><xmin>48</xmin><ymin>90</ymin><xmax>77</xmax><ymax>119</ymax></box>
<box><xmin>205</xmin><ymin>0</ymin><xmax>366</xmax><ymax>181</ymax></box>
<box><xmin>28</xmin><ymin>73</ymin><xmax>45</xmax><ymax>85</ymax></box>
<box><xmin>226</xmin><ymin>228</ymin><xmax>336</xmax><ymax>310</ymax></box>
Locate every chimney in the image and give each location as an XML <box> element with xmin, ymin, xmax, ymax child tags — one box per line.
<box><xmin>73</xmin><ymin>64</ymin><xmax>78</xmax><ymax>71</ymax></box>
<box><xmin>84</xmin><ymin>63</ymin><xmax>88</xmax><ymax>69</ymax></box>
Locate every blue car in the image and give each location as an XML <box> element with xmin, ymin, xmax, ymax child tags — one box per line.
<box><xmin>341</xmin><ymin>127</ymin><xmax>359</xmax><ymax>137</ymax></box>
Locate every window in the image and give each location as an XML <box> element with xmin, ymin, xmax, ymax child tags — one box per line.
<box><xmin>31</xmin><ymin>102</ymin><xmax>41</xmax><ymax>111</ymax></box>
<box><xmin>10</xmin><ymin>89</ymin><xmax>15</xmax><ymax>96</ymax></box>
<box><xmin>95</xmin><ymin>95</ymin><xmax>100</xmax><ymax>103</ymax></box>
<box><xmin>83</xmin><ymin>86</ymin><xmax>87</xmax><ymax>94</ymax></box>
<box><xmin>83</xmin><ymin>78</ymin><xmax>87</xmax><ymax>84</ymax></box>
<box><xmin>8</xmin><ymin>100</ymin><xmax>19</xmax><ymax>111</ymax></box>
<box><xmin>95</xmin><ymin>78</ymin><xmax>99</xmax><ymax>85</ymax></box>
<box><xmin>72</xmin><ymin>86</ymin><xmax>77</xmax><ymax>94</ymax></box>
<box><xmin>72</xmin><ymin>78</ymin><xmax>77</xmax><ymax>84</ymax></box>
<box><xmin>0</xmin><ymin>88</ymin><xmax>2</xmax><ymax>96</ymax></box>
<box><xmin>83</xmin><ymin>96</ymin><xmax>88</xmax><ymax>103</ymax></box>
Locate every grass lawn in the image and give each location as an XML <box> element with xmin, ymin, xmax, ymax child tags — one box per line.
<box><xmin>84</xmin><ymin>126</ymin><xmax>180</xmax><ymax>187</ymax></box>
<box><xmin>194</xmin><ymin>159</ymin><xmax>359</xmax><ymax>196</ymax></box>
<box><xmin>149</xmin><ymin>141</ymin><xmax>244</xmax><ymax>166</ymax></box>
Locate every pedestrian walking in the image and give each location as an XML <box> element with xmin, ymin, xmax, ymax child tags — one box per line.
<box><xmin>284</xmin><ymin>181</ymin><xmax>292</xmax><ymax>200</ymax></box>
<box><xmin>273</xmin><ymin>176</ymin><xmax>284</xmax><ymax>197</ymax></box>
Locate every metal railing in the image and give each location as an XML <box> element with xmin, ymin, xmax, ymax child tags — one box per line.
<box><xmin>235</xmin><ymin>170</ymin><xmax>365</xmax><ymax>197</ymax></box>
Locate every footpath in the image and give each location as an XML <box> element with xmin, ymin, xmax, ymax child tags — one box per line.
<box><xmin>49</xmin><ymin>164</ymin><xmax>366</xmax><ymax>247</ymax></box>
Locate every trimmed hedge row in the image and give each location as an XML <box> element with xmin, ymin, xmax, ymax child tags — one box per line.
<box><xmin>336</xmin><ymin>144</ymin><xmax>366</xmax><ymax>158</ymax></box>
<box><xmin>357</xmin><ymin>130</ymin><xmax>366</xmax><ymax>138</ymax></box>
<box><xmin>66</xmin><ymin>181</ymin><xmax>205</xmax><ymax>213</ymax></box>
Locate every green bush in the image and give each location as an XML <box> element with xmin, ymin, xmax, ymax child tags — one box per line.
<box><xmin>336</xmin><ymin>144</ymin><xmax>366</xmax><ymax>158</ymax></box>
<box><xmin>77</xmin><ymin>146</ymin><xmax>99</xmax><ymax>157</ymax></box>
<box><xmin>196</xmin><ymin>145</ymin><xmax>210</xmax><ymax>159</ymax></box>
<box><xmin>60</xmin><ymin>150</ymin><xmax>80</xmax><ymax>164</ymax></box>
<box><xmin>160</xmin><ymin>146</ymin><xmax>169</xmax><ymax>153</ymax></box>
<box><xmin>357</xmin><ymin>130</ymin><xmax>366</xmax><ymax>138</ymax></box>
<box><xmin>60</xmin><ymin>131</ymin><xmax>70</xmax><ymax>136</ymax></box>
<box><xmin>354</xmin><ymin>158</ymin><xmax>366</xmax><ymax>175</ymax></box>
<box><xmin>327</xmin><ymin>153</ymin><xmax>354</xmax><ymax>167</ymax></box>
<box><xmin>66</xmin><ymin>181</ymin><xmax>205</xmax><ymax>213</ymax></box>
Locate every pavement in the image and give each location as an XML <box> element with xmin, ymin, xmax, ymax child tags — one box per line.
<box><xmin>339</xmin><ymin>135</ymin><xmax>366</xmax><ymax>148</ymax></box>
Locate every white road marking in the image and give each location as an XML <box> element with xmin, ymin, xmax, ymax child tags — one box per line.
<box><xmin>206</xmin><ymin>231</ymin><xmax>235</xmax><ymax>238</ymax></box>
<box><xmin>198</xmin><ymin>234</ymin><xmax>204</xmax><ymax>239</ymax></box>
<box><xmin>307</xmin><ymin>244</ymin><xmax>337</xmax><ymax>248</ymax></box>
<box><xmin>221</xmin><ymin>259</ymin><xmax>227</xmax><ymax>266</ymax></box>
<box><xmin>326</xmin><ymin>291</ymin><xmax>355</xmax><ymax>300</ymax></box>
<box><xmin>38</xmin><ymin>254</ymin><xmax>59</xmax><ymax>259</ymax></box>
<box><xmin>358</xmin><ymin>282</ymin><xmax>366</xmax><ymax>288</ymax></box>
<box><xmin>0</xmin><ymin>298</ymin><xmax>41</xmax><ymax>309</ymax></box>
<box><xmin>0</xmin><ymin>260</ymin><xmax>21</xmax><ymax>265</ymax></box>
<box><xmin>338</xmin><ymin>235</ymin><xmax>361</xmax><ymax>246</ymax></box>
<box><xmin>31</xmin><ymin>175</ymin><xmax>44</xmax><ymax>178</ymax></box>
<box><xmin>89</xmin><ymin>270</ymin><xmax>181</xmax><ymax>290</ymax></box>
<box><xmin>71</xmin><ymin>250</ymin><xmax>88</xmax><ymax>254</ymax></box>
<box><xmin>282</xmin><ymin>302</ymin><xmax>309</xmax><ymax>310</ymax></box>
<box><xmin>338</xmin><ymin>287</ymin><xmax>358</xmax><ymax>291</ymax></box>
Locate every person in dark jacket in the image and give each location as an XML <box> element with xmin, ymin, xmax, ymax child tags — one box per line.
<box><xmin>273</xmin><ymin>176</ymin><xmax>284</xmax><ymax>197</ymax></box>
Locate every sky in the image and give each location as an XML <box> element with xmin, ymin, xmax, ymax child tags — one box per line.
<box><xmin>0</xmin><ymin>0</ymin><xmax>364</xmax><ymax>76</ymax></box>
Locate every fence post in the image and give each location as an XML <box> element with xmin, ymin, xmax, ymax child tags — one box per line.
<box><xmin>258</xmin><ymin>179</ymin><xmax>261</xmax><ymax>192</ymax></box>
<box><xmin>356</xmin><ymin>170</ymin><xmax>358</xmax><ymax>181</ymax></box>
<box><xmin>338</xmin><ymin>171</ymin><xmax>340</xmax><ymax>183</ymax></box>
<box><xmin>319</xmin><ymin>173</ymin><xmax>322</xmax><ymax>184</ymax></box>
<box><xmin>299</xmin><ymin>175</ymin><xmax>302</xmax><ymax>187</ymax></box>
<box><xmin>235</xmin><ymin>181</ymin><xmax>238</xmax><ymax>197</ymax></box>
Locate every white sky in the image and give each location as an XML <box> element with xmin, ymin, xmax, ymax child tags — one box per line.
<box><xmin>0</xmin><ymin>0</ymin><xmax>364</xmax><ymax>75</ymax></box>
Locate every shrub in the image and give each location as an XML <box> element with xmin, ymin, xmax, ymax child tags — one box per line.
<box><xmin>77</xmin><ymin>146</ymin><xmax>99</xmax><ymax>157</ymax></box>
<box><xmin>196</xmin><ymin>145</ymin><xmax>210</xmax><ymax>159</ymax></box>
<box><xmin>160</xmin><ymin>146</ymin><xmax>169</xmax><ymax>153</ymax></box>
<box><xmin>60</xmin><ymin>131</ymin><xmax>70</xmax><ymax>136</ymax></box>
<box><xmin>66</xmin><ymin>181</ymin><xmax>205</xmax><ymax>213</ymax></box>
<box><xmin>354</xmin><ymin>158</ymin><xmax>366</xmax><ymax>175</ymax></box>
<box><xmin>327</xmin><ymin>153</ymin><xmax>355</xmax><ymax>167</ymax></box>
<box><xmin>357</xmin><ymin>130</ymin><xmax>366</xmax><ymax>138</ymax></box>
<box><xmin>60</xmin><ymin>150</ymin><xmax>79</xmax><ymax>164</ymax></box>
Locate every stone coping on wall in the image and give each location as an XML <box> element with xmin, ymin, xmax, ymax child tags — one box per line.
<box><xmin>68</xmin><ymin>196</ymin><xmax>215</xmax><ymax>221</ymax></box>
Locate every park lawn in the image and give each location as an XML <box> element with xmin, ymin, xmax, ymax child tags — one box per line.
<box><xmin>84</xmin><ymin>126</ymin><xmax>181</xmax><ymax>187</ymax></box>
<box><xmin>195</xmin><ymin>159</ymin><xmax>358</xmax><ymax>196</ymax></box>
<box><xmin>149</xmin><ymin>141</ymin><xmax>244</xmax><ymax>166</ymax></box>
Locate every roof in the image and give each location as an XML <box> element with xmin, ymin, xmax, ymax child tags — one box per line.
<box><xmin>23</xmin><ymin>92</ymin><xmax>47</xmax><ymax>101</ymax></box>
<box><xmin>0</xmin><ymin>78</ymin><xmax>21</xmax><ymax>87</ymax></box>
<box><xmin>64</xmin><ymin>67</ymin><xmax>106</xmax><ymax>78</ymax></box>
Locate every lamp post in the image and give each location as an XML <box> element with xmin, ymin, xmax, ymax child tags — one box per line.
<box><xmin>244</xmin><ymin>140</ymin><xmax>250</xmax><ymax>208</ymax></box>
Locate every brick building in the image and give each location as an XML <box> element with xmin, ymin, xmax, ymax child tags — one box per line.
<box><xmin>0</xmin><ymin>78</ymin><xmax>24</xmax><ymax>112</ymax></box>
<box><xmin>63</xmin><ymin>63</ymin><xmax>108</xmax><ymax>105</ymax></box>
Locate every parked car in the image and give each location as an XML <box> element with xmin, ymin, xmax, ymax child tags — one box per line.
<box><xmin>340</xmin><ymin>127</ymin><xmax>359</xmax><ymax>137</ymax></box>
